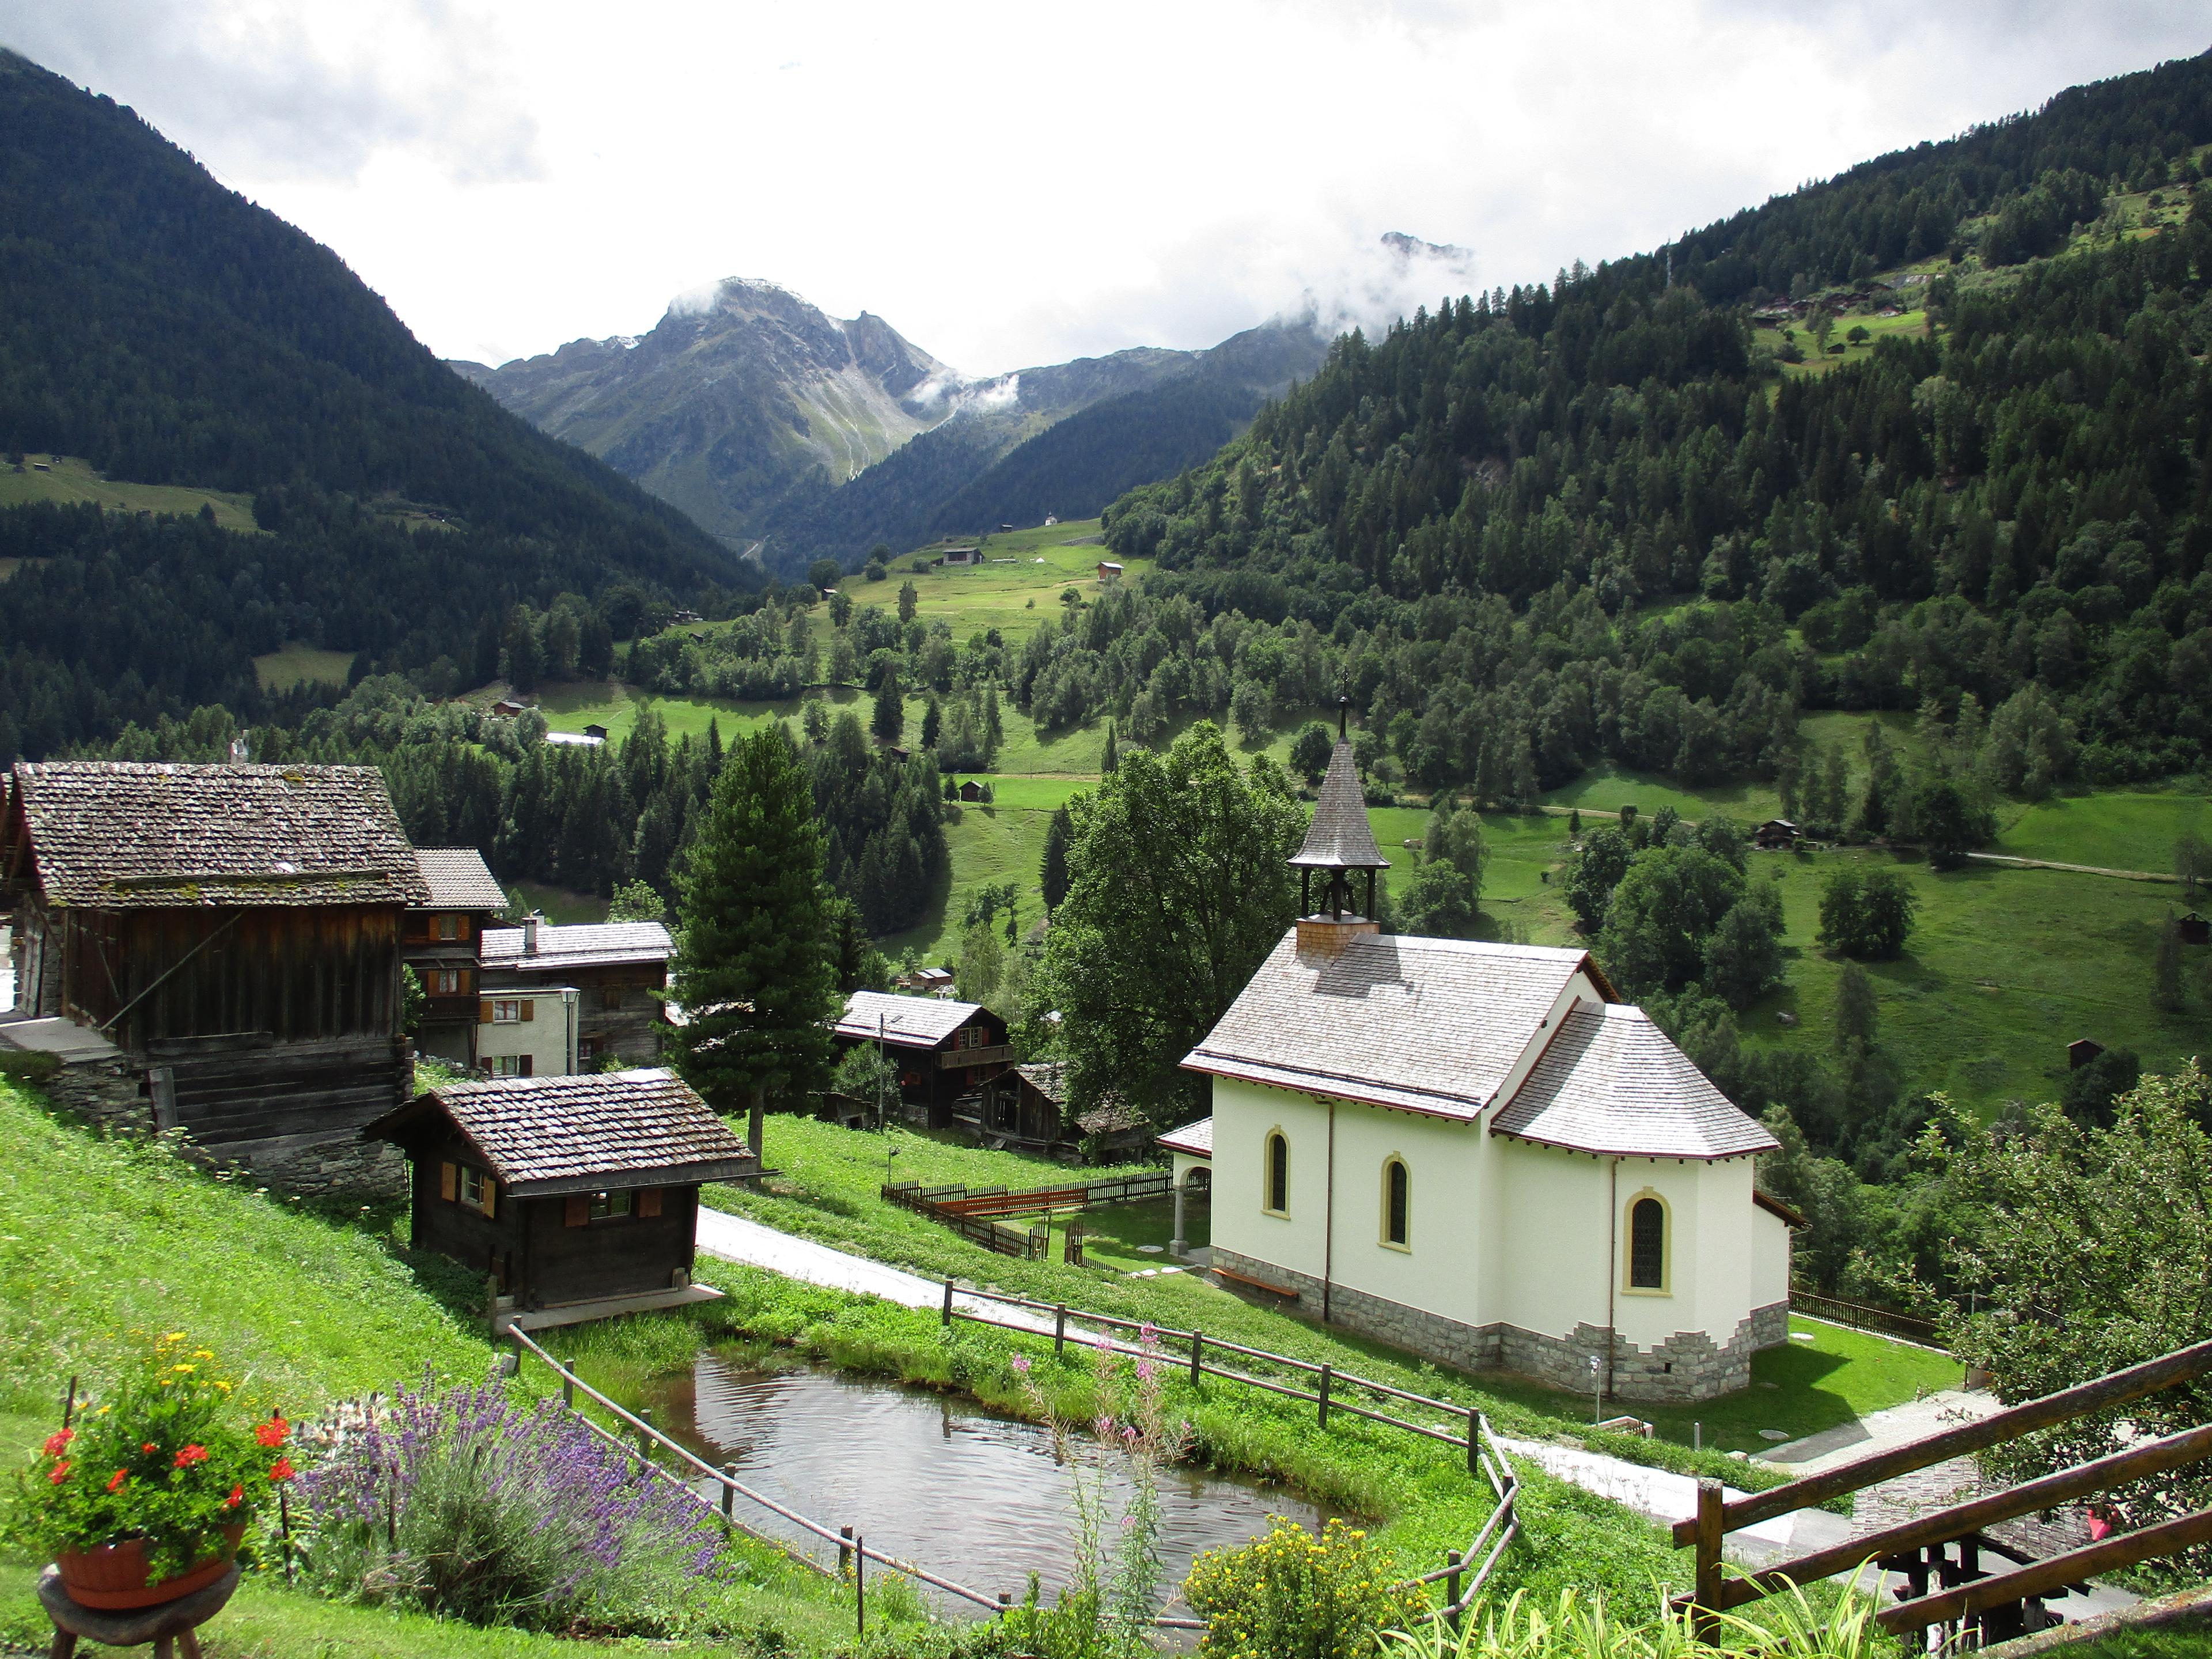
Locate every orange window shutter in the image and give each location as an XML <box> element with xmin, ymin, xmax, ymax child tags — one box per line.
<box><xmin>480</xmin><ymin>1180</ymin><xmax>498</xmax><ymax>1219</ymax></box>
<box><xmin>479</xmin><ymin>1000</ymin><xmax>494</xmax><ymax>1025</ymax></box>
<box><xmin>520</xmin><ymin>999</ymin><xmax>535</xmax><ymax>1022</ymax></box>
<box><xmin>565</xmin><ymin>1194</ymin><xmax>588</xmax><ymax>1228</ymax></box>
<box><xmin>440</xmin><ymin>1161</ymin><xmax>457</xmax><ymax>1202</ymax></box>
<box><xmin>638</xmin><ymin>1187</ymin><xmax>662</xmax><ymax>1218</ymax></box>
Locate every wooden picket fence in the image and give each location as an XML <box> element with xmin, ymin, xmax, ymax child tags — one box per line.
<box><xmin>1789</xmin><ymin>1285</ymin><xmax>1942</xmax><ymax>1346</ymax></box>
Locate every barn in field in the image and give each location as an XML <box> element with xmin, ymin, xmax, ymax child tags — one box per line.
<box><xmin>0</xmin><ymin>760</ymin><xmax>427</xmax><ymax>1192</ymax></box>
<box><xmin>363</xmin><ymin>1068</ymin><xmax>756</xmax><ymax>1316</ymax></box>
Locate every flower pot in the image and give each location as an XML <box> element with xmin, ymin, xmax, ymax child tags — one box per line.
<box><xmin>55</xmin><ymin>1524</ymin><xmax>244</xmax><ymax>1610</ymax></box>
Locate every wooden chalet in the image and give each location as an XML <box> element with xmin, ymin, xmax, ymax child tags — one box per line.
<box><xmin>1753</xmin><ymin>819</ymin><xmax>1802</xmax><ymax>850</ymax></box>
<box><xmin>0</xmin><ymin>761</ymin><xmax>428</xmax><ymax>1192</ymax></box>
<box><xmin>482</xmin><ymin>916</ymin><xmax>671</xmax><ymax>1067</ymax></box>
<box><xmin>835</xmin><ymin>989</ymin><xmax>1009</xmax><ymax>1127</ymax></box>
<box><xmin>363</xmin><ymin>1069</ymin><xmax>756</xmax><ymax>1310</ymax></box>
<box><xmin>977</xmin><ymin>1060</ymin><xmax>1150</xmax><ymax>1161</ymax></box>
<box><xmin>404</xmin><ymin>847</ymin><xmax>507</xmax><ymax>1067</ymax></box>
<box><xmin>956</xmin><ymin>779</ymin><xmax>986</xmax><ymax>802</ymax></box>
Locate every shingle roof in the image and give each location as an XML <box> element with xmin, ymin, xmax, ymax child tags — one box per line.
<box><xmin>1016</xmin><ymin>1060</ymin><xmax>1067</xmax><ymax>1105</ymax></box>
<box><xmin>835</xmin><ymin>989</ymin><xmax>986</xmax><ymax>1047</ymax></box>
<box><xmin>1290</xmin><ymin>740</ymin><xmax>1389</xmax><ymax>871</ymax></box>
<box><xmin>1489</xmin><ymin>1004</ymin><xmax>1778</xmax><ymax>1161</ymax></box>
<box><xmin>363</xmin><ymin>1067</ymin><xmax>756</xmax><ymax>1194</ymax></box>
<box><xmin>7</xmin><ymin>761</ymin><xmax>427</xmax><ymax>908</ymax></box>
<box><xmin>1157</xmin><ymin>1117</ymin><xmax>1213</xmax><ymax>1158</ymax></box>
<box><xmin>414</xmin><ymin>848</ymin><xmax>506</xmax><ymax>911</ymax></box>
<box><xmin>482</xmin><ymin>921</ymin><xmax>672</xmax><ymax>971</ymax></box>
<box><xmin>1181</xmin><ymin>930</ymin><xmax>1599</xmax><ymax>1120</ymax></box>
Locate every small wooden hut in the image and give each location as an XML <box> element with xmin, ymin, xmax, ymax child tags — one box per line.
<box><xmin>363</xmin><ymin>1068</ymin><xmax>756</xmax><ymax>1310</ymax></box>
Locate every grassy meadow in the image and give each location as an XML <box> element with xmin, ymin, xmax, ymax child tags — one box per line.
<box><xmin>252</xmin><ymin>642</ymin><xmax>355</xmax><ymax>691</ymax></box>
<box><xmin>0</xmin><ymin>452</ymin><xmax>259</xmax><ymax>531</ymax></box>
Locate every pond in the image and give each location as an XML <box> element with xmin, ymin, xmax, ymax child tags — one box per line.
<box><xmin>645</xmin><ymin>1350</ymin><xmax>1332</xmax><ymax>1617</ymax></box>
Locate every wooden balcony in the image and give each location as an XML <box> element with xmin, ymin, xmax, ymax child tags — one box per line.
<box><xmin>937</xmin><ymin>1044</ymin><xmax>1014</xmax><ymax>1070</ymax></box>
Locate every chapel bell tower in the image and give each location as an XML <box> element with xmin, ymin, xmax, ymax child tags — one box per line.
<box><xmin>1289</xmin><ymin>697</ymin><xmax>1391</xmax><ymax>961</ymax></box>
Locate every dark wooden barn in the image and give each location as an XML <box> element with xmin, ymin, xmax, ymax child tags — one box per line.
<box><xmin>0</xmin><ymin>761</ymin><xmax>427</xmax><ymax>1191</ymax></box>
<box><xmin>363</xmin><ymin>1068</ymin><xmax>757</xmax><ymax>1312</ymax></box>
<box><xmin>404</xmin><ymin>847</ymin><xmax>508</xmax><ymax>1067</ymax></box>
<box><xmin>834</xmin><ymin>989</ymin><xmax>1009</xmax><ymax>1128</ymax></box>
<box><xmin>975</xmin><ymin>1060</ymin><xmax>1150</xmax><ymax>1161</ymax></box>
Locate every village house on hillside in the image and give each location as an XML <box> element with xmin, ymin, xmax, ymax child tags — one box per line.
<box><xmin>976</xmin><ymin>1060</ymin><xmax>1150</xmax><ymax>1161</ymax></box>
<box><xmin>834</xmin><ymin>989</ymin><xmax>1009</xmax><ymax>1128</ymax></box>
<box><xmin>365</xmin><ymin>1068</ymin><xmax>756</xmax><ymax>1317</ymax></box>
<box><xmin>0</xmin><ymin>760</ymin><xmax>427</xmax><ymax>1192</ymax></box>
<box><xmin>1163</xmin><ymin>737</ymin><xmax>1793</xmax><ymax>1402</ymax></box>
<box><xmin>404</xmin><ymin>847</ymin><xmax>507</xmax><ymax>1068</ymax></box>
<box><xmin>482</xmin><ymin>915</ymin><xmax>672</xmax><ymax>1067</ymax></box>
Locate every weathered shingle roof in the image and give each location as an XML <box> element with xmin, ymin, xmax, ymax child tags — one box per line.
<box><xmin>483</xmin><ymin>921</ymin><xmax>672</xmax><ymax>971</ymax></box>
<box><xmin>1489</xmin><ymin>1004</ymin><xmax>1778</xmax><ymax>1161</ymax></box>
<box><xmin>364</xmin><ymin>1067</ymin><xmax>755</xmax><ymax>1194</ymax></box>
<box><xmin>7</xmin><ymin>761</ymin><xmax>427</xmax><ymax>908</ymax></box>
<box><xmin>414</xmin><ymin>848</ymin><xmax>506</xmax><ymax>911</ymax></box>
<box><xmin>1182</xmin><ymin>930</ymin><xmax>1600</xmax><ymax>1120</ymax></box>
<box><xmin>835</xmin><ymin>989</ymin><xmax>986</xmax><ymax>1047</ymax></box>
<box><xmin>1016</xmin><ymin>1060</ymin><xmax>1067</xmax><ymax>1105</ymax></box>
<box><xmin>1157</xmin><ymin>1117</ymin><xmax>1213</xmax><ymax>1158</ymax></box>
<box><xmin>1290</xmin><ymin>740</ymin><xmax>1389</xmax><ymax>871</ymax></box>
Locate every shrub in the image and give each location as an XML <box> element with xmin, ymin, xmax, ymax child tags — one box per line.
<box><xmin>1186</xmin><ymin>1517</ymin><xmax>1426</xmax><ymax>1659</ymax></box>
<box><xmin>1382</xmin><ymin>1582</ymin><xmax>1884</xmax><ymax>1659</ymax></box>
<box><xmin>8</xmin><ymin>1335</ymin><xmax>291</xmax><ymax>1584</ymax></box>
<box><xmin>1815</xmin><ymin>868</ymin><xmax>1916</xmax><ymax>959</ymax></box>
<box><xmin>294</xmin><ymin>1373</ymin><xmax>730</xmax><ymax>1633</ymax></box>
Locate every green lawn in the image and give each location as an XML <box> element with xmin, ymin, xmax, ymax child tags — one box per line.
<box><xmin>0</xmin><ymin>453</ymin><xmax>259</xmax><ymax>531</ymax></box>
<box><xmin>1994</xmin><ymin>791</ymin><xmax>2210</xmax><ymax>875</ymax></box>
<box><xmin>534</xmin><ymin>678</ymin><xmax>805</xmax><ymax>746</ymax></box>
<box><xmin>1539</xmin><ymin>763</ymin><xmax>1782</xmax><ymax>826</ymax></box>
<box><xmin>252</xmin><ymin>643</ymin><xmax>354</xmax><ymax>691</ymax></box>
<box><xmin>828</xmin><ymin>519</ymin><xmax>1134</xmax><ymax>647</ymax></box>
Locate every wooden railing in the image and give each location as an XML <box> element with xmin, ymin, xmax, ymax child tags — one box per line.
<box><xmin>1673</xmin><ymin>1338</ymin><xmax>2212</xmax><ymax>1646</ymax></box>
<box><xmin>880</xmin><ymin>1182</ymin><xmax>1051</xmax><ymax>1257</ymax></box>
<box><xmin>938</xmin><ymin>1279</ymin><xmax>1518</xmax><ymax>1618</ymax></box>
<box><xmin>1790</xmin><ymin>1285</ymin><xmax>1942</xmax><ymax>1346</ymax></box>
<box><xmin>937</xmin><ymin>1044</ymin><xmax>1016</xmax><ymax>1070</ymax></box>
<box><xmin>883</xmin><ymin>1171</ymin><xmax>1171</xmax><ymax>1229</ymax></box>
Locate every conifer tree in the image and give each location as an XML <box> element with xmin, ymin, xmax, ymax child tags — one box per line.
<box><xmin>673</xmin><ymin>727</ymin><xmax>836</xmax><ymax>1155</ymax></box>
<box><xmin>1100</xmin><ymin>720</ymin><xmax>1119</xmax><ymax>774</ymax></box>
<box><xmin>922</xmin><ymin>695</ymin><xmax>942</xmax><ymax>751</ymax></box>
<box><xmin>1040</xmin><ymin>805</ymin><xmax>1073</xmax><ymax>911</ymax></box>
<box><xmin>872</xmin><ymin>667</ymin><xmax>904</xmax><ymax>745</ymax></box>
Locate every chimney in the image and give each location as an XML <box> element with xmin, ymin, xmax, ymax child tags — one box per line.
<box><xmin>1296</xmin><ymin>914</ymin><xmax>1380</xmax><ymax>965</ymax></box>
<box><xmin>521</xmin><ymin>912</ymin><xmax>543</xmax><ymax>955</ymax></box>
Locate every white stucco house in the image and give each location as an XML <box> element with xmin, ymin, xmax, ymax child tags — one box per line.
<box><xmin>1160</xmin><ymin>734</ymin><xmax>1796</xmax><ymax>1403</ymax></box>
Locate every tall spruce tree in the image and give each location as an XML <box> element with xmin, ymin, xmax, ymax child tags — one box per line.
<box><xmin>673</xmin><ymin>727</ymin><xmax>837</xmax><ymax>1154</ymax></box>
<box><xmin>1040</xmin><ymin>805</ymin><xmax>1073</xmax><ymax>911</ymax></box>
<box><xmin>872</xmin><ymin>667</ymin><xmax>904</xmax><ymax>745</ymax></box>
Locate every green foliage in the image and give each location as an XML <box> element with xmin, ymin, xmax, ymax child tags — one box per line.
<box><xmin>673</xmin><ymin>728</ymin><xmax>837</xmax><ymax>1117</ymax></box>
<box><xmin>1290</xmin><ymin>722</ymin><xmax>1334</xmax><ymax>784</ymax></box>
<box><xmin>956</xmin><ymin>919</ymin><xmax>1004</xmax><ymax>1005</ymax></box>
<box><xmin>810</xmin><ymin>711</ymin><xmax>950</xmax><ymax>934</ymax></box>
<box><xmin>399</xmin><ymin>964</ymin><xmax>426</xmax><ymax>1037</ymax></box>
<box><xmin>1382</xmin><ymin>1582</ymin><xmax>1888</xmax><ymax>1659</ymax></box>
<box><xmin>607</xmin><ymin>878</ymin><xmax>668</xmax><ymax>923</ymax></box>
<box><xmin>1814</xmin><ymin>868</ymin><xmax>1917</xmax><ymax>959</ymax></box>
<box><xmin>1039</xmin><ymin>723</ymin><xmax>1302</xmax><ymax>1123</ymax></box>
<box><xmin>1562</xmin><ymin>828</ymin><xmax>1635</xmax><ymax>932</ymax></box>
<box><xmin>2059</xmin><ymin>1047</ymin><xmax>2142</xmax><ymax>1128</ymax></box>
<box><xmin>806</xmin><ymin>558</ymin><xmax>842</xmax><ymax>592</ymax></box>
<box><xmin>1938</xmin><ymin>1065</ymin><xmax>2212</xmax><ymax>1580</ymax></box>
<box><xmin>1040</xmin><ymin>804</ymin><xmax>1074</xmax><ymax>912</ymax></box>
<box><xmin>1596</xmin><ymin>847</ymin><xmax>1745</xmax><ymax>996</ymax></box>
<box><xmin>8</xmin><ymin>1336</ymin><xmax>288</xmax><ymax>1582</ymax></box>
<box><xmin>870</xmin><ymin>666</ymin><xmax>904</xmax><ymax>745</ymax></box>
<box><xmin>1903</xmin><ymin>775</ymin><xmax>1989</xmax><ymax>870</ymax></box>
<box><xmin>1700</xmin><ymin>888</ymin><xmax>1787</xmax><ymax>1012</ymax></box>
<box><xmin>1185</xmin><ymin>1519</ymin><xmax>1426</xmax><ymax>1659</ymax></box>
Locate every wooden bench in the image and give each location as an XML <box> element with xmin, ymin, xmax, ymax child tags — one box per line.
<box><xmin>1212</xmin><ymin>1264</ymin><xmax>1298</xmax><ymax>1302</ymax></box>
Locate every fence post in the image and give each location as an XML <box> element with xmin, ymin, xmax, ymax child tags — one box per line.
<box><xmin>1191</xmin><ymin>1331</ymin><xmax>1204</xmax><ymax>1387</ymax></box>
<box><xmin>1692</xmin><ymin>1478</ymin><xmax>1724</xmax><ymax>1640</ymax></box>
<box><xmin>855</xmin><ymin>1532</ymin><xmax>866</xmax><ymax>1635</ymax></box>
<box><xmin>638</xmin><ymin>1407</ymin><xmax>654</xmax><ymax>1463</ymax></box>
<box><xmin>1055</xmin><ymin>1304</ymin><xmax>1067</xmax><ymax>1358</ymax></box>
<box><xmin>62</xmin><ymin>1374</ymin><xmax>77</xmax><ymax>1430</ymax></box>
<box><xmin>278</xmin><ymin>1484</ymin><xmax>295</xmax><ymax>1584</ymax></box>
<box><xmin>1467</xmin><ymin>1407</ymin><xmax>1481</xmax><ymax>1476</ymax></box>
<box><xmin>1318</xmin><ymin>1364</ymin><xmax>1332</xmax><ymax>1430</ymax></box>
<box><xmin>1445</xmin><ymin>1548</ymin><xmax>1462</xmax><ymax>1622</ymax></box>
<box><xmin>942</xmin><ymin>1278</ymin><xmax>955</xmax><ymax>1327</ymax></box>
<box><xmin>999</xmin><ymin>1591</ymin><xmax>1013</xmax><ymax>1618</ymax></box>
<box><xmin>721</xmin><ymin>1464</ymin><xmax>738</xmax><ymax>1525</ymax></box>
<box><xmin>839</xmin><ymin>1524</ymin><xmax>853</xmax><ymax>1577</ymax></box>
<box><xmin>562</xmin><ymin>1362</ymin><xmax>575</xmax><ymax>1410</ymax></box>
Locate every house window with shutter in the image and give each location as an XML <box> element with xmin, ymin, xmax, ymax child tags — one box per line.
<box><xmin>436</xmin><ymin>913</ymin><xmax>465</xmax><ymax>941</ymax></box>
<box><xmin>490</xmin><ymin>1055</ymin><xmax>533</xmax><ymax>1078</ymax></box>
<box><xmin>588</xmin><ymin>1190</ymin><xmax>634</xmax><ymax>1221</ymax></box>
<box><xmin>429</xmin><ymin>969</ymin><xmax>462</xmax><ymax>995</ymax></box>
<box><xmin>492</xmin><ymin>999</ymin><xmax>522</xmax><ymax>1024</ymax></box>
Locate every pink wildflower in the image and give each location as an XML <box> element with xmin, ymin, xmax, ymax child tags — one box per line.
<box><xmin>1011</xmin><ymin>1355</ymin><xmax>1031</xmax><ymax>1374</ymax></box>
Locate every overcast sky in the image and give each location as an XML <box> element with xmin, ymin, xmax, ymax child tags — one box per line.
<box><xmin>4</xmin><ymin>2</ymin><xmax>2207</xmax><ymax>377</ymax></box>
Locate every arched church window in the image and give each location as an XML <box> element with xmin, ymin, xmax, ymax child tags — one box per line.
<box><xmin>1382</xmin><ymin>1157</ymin><xmax>1410</xmax><ymax>1247</ymax></box>
<box><xmin>1265</xmin><ymin>1131</ymin><xmax>1289</xmax><ymax>1214</ymax></box>
<box><xmin>1628</xmin><ymin>1195</ymin><xmax>1666</xmax><ymax>1290</ymax></box>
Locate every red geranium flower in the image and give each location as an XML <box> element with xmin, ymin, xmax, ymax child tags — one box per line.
<box><xmin>173</xmin><ymin>1444</ymin><xmax>208</xmax><ymax>1468</ymax></box>
<box><xmin>254</xmin><ymin>1415</ymin><xmax>289</xmax><ymax>1448</ymax></box>
<box><xmin>43</xmin><ymin>1428</ymin><xmax>74</xmax><ymax>1456</ymax></box>
<box><xmin>48</xmin><ymin>1460</ymin><xmax>70</xmax><ymax>1484</ymax></box>
<box><xmin>226</xmin><ymin>1484</ymin><xmax>244</xmax><ymax>1508</ymax></box>
<box><xmin>267</xmin><ymin>1456</ymin><xmax>295</xmax><ymax>1483</ymax></box>
<box><xmin>107</xmin><ymin>1469</ymin><xmax>128</xmax><ymax>1494</ymax></box>
<box><xmin>142</xmin><ymin>1442</ymin><xmax>157</xmax><ymax>1455</ymax></box>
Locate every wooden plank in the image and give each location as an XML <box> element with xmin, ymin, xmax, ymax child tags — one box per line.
<box><xmin>1707</xmin><ymin>1423</ymin><xmax>2212</xmax><ymax>1611</ymax></box>
<box><xmin>1672</xmin><ymin>1338</ymin><xmax>2212</xmax><ymax>1543</ymax></box>
<box><xmin>1876</xmin><ymin>1508</ymin><xmax>2212</xmax><ymax>1633</ymax></box>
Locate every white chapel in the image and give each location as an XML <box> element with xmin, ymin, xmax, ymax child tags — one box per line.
<box><xmin>1159</xmin><ymin>734</ymin><xmax>1794</xmax><ymax>1402</ymax></box>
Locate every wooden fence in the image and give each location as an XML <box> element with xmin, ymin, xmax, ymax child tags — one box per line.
<box><xmin>937</xmin><ymin>1279</ymin><xmax>1520</xmax><ymax>1620</ymax></box>
<box><xmin>1673</xmin><ymin>1337</ymin><xmax>2212</xmax><ymax>1647</ymax></box>
<box><xmin>1789</xmin><ymin>1285</ymin><xmax>1942</xmax><ymax>1346</ymax></box>
<box><xmin>884</xmin><ymin>1171</ymin><xmax>1171</xmax><ymax>1222</ymax></box>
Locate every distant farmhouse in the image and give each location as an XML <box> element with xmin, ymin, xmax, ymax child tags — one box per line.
<box><xmin>482</xmin><ymin>916</ymin><xmax>672</xmax><ymax>1069</ymax></box>
<box><xmin>1162</xmin><ymin>738</ymin><xmax>1793</xmax><ymax>1401</ymax></box>
<box><xmin>404</xmin><ymin>847</ymin><xmax>506</xmax><ymax>1068</ymax></box>
<box><xmin>1</xmin><ymin>761</ymin><xmax>427</xmax><ymax>1192</ymax></box>
<box><xmin>834</xmin><ymin>989</ymin><xmax>1009</xmax><ymax>1128</ymax></box>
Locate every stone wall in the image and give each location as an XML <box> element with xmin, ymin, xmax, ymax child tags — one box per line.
<box><xmin>1211</xmin><ymin>1245</ymin><xmax>1768</xmax><ymax>1402</ymax></box>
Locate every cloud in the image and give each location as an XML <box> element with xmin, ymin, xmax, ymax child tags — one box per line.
<box><xmin>0</xmin><ymin>0</ymin><xmax>541</xmax><ymax>184</ymax></box>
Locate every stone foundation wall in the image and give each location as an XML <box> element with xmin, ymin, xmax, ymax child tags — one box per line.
<box><xmin>1210</xmin><ymin>1246</ymin><xmax>1766</xmax><ymax>1402</ymax></box>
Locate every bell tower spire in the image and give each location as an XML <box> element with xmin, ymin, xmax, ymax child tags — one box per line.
<box><xmin>1289</xmin><ymin>695</ymin><xmax>1390</xmax><ymax>933</ymax></box>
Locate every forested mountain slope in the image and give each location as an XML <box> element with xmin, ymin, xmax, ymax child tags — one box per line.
<box><xmin>0</xmin><ymin>50</ymin><xmax>748</xmax><ymax>758</ymax></box>
<box><xmin>1088</xmin><ymin>52</ymin><xmax>2212</xmax><ymax>798</ymax></box>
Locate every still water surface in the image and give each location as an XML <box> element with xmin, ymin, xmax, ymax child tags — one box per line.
<box><xmin>648</xmin><ymin>1351</ymin><xmax>1332</xmax><ymax>1615</ymax></box>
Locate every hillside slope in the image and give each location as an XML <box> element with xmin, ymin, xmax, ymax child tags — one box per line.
<box><xmin>0</xmin><ymin>49</ymin><xmax>752</xmax><ymax>756</ymax></box>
